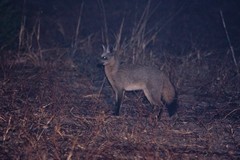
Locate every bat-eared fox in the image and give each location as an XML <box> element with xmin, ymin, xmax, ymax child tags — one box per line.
<box><xmin>101</xmin><ymin>45</ymin><xmax>177</xmax><ymax>120</ymax></box>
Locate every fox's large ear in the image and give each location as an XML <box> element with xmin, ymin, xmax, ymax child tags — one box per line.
<box><xmin>102</xmin><ymin>45</ymin><xmax>111</xmax><ymax>53</ymax></box>
<box><xmin>106</xmin><ymin>45</ymin><xmax>110</xmax><ymax>53</ymax></box>
<box><xmin>102</xmin><ymin>45</ymin><xmax>106</xmax><ymax>52</ymax></box>
<box><xmin>102</xmin><ymin>44</ymin><xmax>112</xmax><ymax>53</ymax></box>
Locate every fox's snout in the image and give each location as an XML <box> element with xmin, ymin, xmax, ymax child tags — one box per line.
<box><xmin>100</xmin><ymin>55</ymin><xmax>108</xmax><ymax>65</ymax></box>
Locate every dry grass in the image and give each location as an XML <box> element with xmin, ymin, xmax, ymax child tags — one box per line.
<box><xmin>0</xmin><ymin>45</ymin><xmax>239</xmax><ymax>159</ymax></box>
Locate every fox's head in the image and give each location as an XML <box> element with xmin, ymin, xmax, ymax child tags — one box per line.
<box><xmin>101</xmin><ymin>45</ymin><xmax>116</xmax><ymax>66</ymax></box>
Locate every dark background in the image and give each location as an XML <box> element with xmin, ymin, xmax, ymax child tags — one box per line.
<box><xmin>1</xmin><ymin>0</ymin><xmax>240</xmax><ymax>55</ymax></box>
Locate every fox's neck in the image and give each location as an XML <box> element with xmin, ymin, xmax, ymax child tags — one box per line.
<box><xmin>104</xmin><ymin>56</ymin><xmax>120</xmax><ymax>77</ymax></box>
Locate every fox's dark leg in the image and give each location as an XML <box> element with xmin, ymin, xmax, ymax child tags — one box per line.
<box><xmin>114</xmin><ymin>89</ymin><xmax>123</xmax><ymax>116</ymax></box>
<box><xmin>157</xmin><ymin>107</ymin><xmax>163</xmax><ymax>120</ymax></box>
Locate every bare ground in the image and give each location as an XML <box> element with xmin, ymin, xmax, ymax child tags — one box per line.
<box><xmin>0</xmin><ymin>50</ymin><xmax>240</xmax><ymax>160</ymax></box>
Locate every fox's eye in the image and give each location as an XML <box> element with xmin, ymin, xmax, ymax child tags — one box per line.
<box><xmin>102</xmin><ymin>56</ymin><xmax>108</xmax><ymax>60</ymax></box>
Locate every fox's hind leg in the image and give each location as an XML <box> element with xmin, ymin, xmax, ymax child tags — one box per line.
<box><xmin>143</xmin><ymin>87</ymin><xmax>163</xmax><ymax>120</ymax></box>
<box><xmin>143</xmin><ymin>87</ymin><xmax>157</xmax><ymax>106</ymax></box>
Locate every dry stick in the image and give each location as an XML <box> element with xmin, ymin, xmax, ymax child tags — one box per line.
<box><xmin>3</xmin><ymin>116</ymin><xmax>12</xmax><ymax>141</ymax></box>
<box><xmin>130</xmin><ymin>1</ymin><xmax>151</xmax><ymax>64</ymax></box>
<box><xmin>98</xmin><ymin>0</ymin><xmax>108</xmax><ymax>97</ymax></box>
<box><xmin>72</xmin><ymin>2</ymin><xmax>84</xmax><ymax>56</ymax></box>
<box><xmin>98</xmin><ymin>77</ymin><xmax>106</xmax><ymax>98</ymax></box>
<box><xmin>18</xmin><ymin>0</ymin><xmax>26</xmax><ymax>52</ymax></box>
<box><xmin>224</xmin><ymin>108</ymin><xmax>240</xmax><ymax>119</ymax></box>
<box><xmin>115</xmin><ymin>18</ymin><xmax>125</xmax><ymax>51</ymax></box>
<box><xmin>67</xmin><ymin>138</ymin><xmax>78</xmax><ymax>160</ymax></box>
<box><xmin>27</xmin><ymin>18</ymin><xmax>38</xmax><ymax>52</ymax></box>
<box><xmin>36</xmin><ymin>15</ymin><xmax>42</xmax><ymax>61</ymax></box>
<box><xmin>98</xmin><ymin>1</ymin><xmax>109</xmax><ymax>99</ymax></box>
<box><xmin>220</xmin><ymin>10</ymin><xmax>239</xmax><ymax>74</ymax></box>
<box><xmin>18</xmin><ymin>16</ymin><xmax>26</xmax><ymax>52</ymax></box>
<box><xmin>99</xmin><ymin>0</ymin><xmax>109</xmax><ymax>46</ymax></box>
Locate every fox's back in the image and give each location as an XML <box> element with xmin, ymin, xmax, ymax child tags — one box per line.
<box><xmin>112</xmin><ymin>64</ymin><xmax>168</xmax><ymax>91</ymax></box>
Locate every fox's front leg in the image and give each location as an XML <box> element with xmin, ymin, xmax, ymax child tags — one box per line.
<box><xmin>114</xmin><ymin>89</ymin><xmax>123</xmax><ymax>116</ymax></box>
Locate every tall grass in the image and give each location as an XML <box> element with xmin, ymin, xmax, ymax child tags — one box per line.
<box><xmin>100</xmin><ymin>0</ymin><xmax>185</xmax><ymax>67</ymax></box>
<box><xmin>100</xmin><ymin>1</ymin><xmax>159</xmax><ymax>65</ymax></box>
